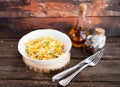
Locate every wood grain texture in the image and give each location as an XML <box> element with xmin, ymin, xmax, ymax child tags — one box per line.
<box><xmin>0</xmin><ymin>59</ymin><xmax>120</xmax><ymax>81</ymax></box>
<box><xmin>0</xmin><ymin>81</ymin><xmax>119</xmax><ymax>87</ymax></box>
<box><xmin>0</xmin><ymin>16</ymin><xmax>120</xmax><ymax>39</ymax></box>
<box><xmin>0</xmin><ymin>0</ymin><xmax>119</xmax><ymax>37</ymax></box>
<box><xmin>0</xmin><ymin>0</ymin><xmax>120</xmax><ymax>17</ymax></box>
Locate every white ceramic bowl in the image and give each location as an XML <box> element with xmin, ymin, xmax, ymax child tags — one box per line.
<box><xmin>18</xmin><ymin>29</ymin><xmax>72</xmax><ymax>72</ymax></box>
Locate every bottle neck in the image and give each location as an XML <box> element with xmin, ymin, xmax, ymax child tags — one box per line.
<box><xmin>76</xmin><ymin>10</ymin><xmax>86</xmax><ymax>30</ymax></box>
<box><xmin>79</xmin><ymin>11</ymin><xmax>86</xmax><ymax>19</ymax></box>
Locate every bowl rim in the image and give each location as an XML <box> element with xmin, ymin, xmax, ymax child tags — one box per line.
<box><xmin>18</xmin><ymin>29</ymin><xmax>72</xmax><ymax>62</ymax></box>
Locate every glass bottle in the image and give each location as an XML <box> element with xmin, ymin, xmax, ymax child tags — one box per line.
<box><xmin>68</xmin><ymin>3</ymin><xmax>91</xmax><ymax>47</ymax></box>
<box><xmin>84</xmin><ymin>28</ymin><xmax>106</xmax><ymax>54</ymax></box>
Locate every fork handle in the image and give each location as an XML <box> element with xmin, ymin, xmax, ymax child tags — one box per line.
<box><xmin>59</xmin><ymin>63</ymin><xmax>89</xmax><ymax>86</ymax></box>
<box><xmin>52</xmin><ymin>61</ymin><xmax>84</xmax><ymax>82</ymax></box>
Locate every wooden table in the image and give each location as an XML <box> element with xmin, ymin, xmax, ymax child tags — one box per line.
<box><xmin>0</xmin><ymin>36</ymin><xmax>120</xmax><ymax>87</ymax></box>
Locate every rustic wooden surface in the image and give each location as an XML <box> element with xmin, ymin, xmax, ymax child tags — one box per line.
<box><xmin>0</xmin><ymin>17</ymin><xmax>120</xmax><ymax>39</ymax></box>
<box><xmin>0</xmin><ymin>0</ymin><xmax>120</xmax><ymax>36</ymax></box>
<box><xmin>0</xmin><ymin>36</ymin><xmax>120</xmax><ymax>87</ymax></box>
<box><xmin>0</xmin><ymin>0</ymin><xmax>120</xmax><ymax>87</ymax></box>
<box><xmin>0</xmin><ymin>0</ymin><xmax>120</xmax><ymax>17</ymax></box>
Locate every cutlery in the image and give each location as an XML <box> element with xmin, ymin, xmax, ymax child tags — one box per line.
<box><xmin>59</xmin><ymin>49</ymin><xmax>104</xmax><ymax>86</ymax></box>
<box><xmin>52</xmin><ymin>49</ymin><xmax>104</xmax><ymax>82</ymax></box>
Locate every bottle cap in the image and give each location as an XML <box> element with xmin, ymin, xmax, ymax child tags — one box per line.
<box><xmin>79</xmin><ymin>3</ymin><xmax>87</xmax><ymax>12</ymax></box>
<box><xmin>95</xmin><ymin>28</ymin><xmax>105</xmax><ymax>35</ymax></box>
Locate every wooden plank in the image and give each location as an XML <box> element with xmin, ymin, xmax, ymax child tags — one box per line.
<box><xmin>0</xmin><ymin>58</ymin><xmax>120</xmax><ymax>81</ymax></box>
<box><xmin>0</xmin><ymin>17</ymin><xmax>120</xmax><ymax>39</ymax></box>
<box><xmin>0</xmin><ymin>80</ymin><xmax>120</xmax><ymax>87</ymax></box>
<box><xmin>0</xmin><ymin>0</ymin><xmax>120</xmax><ymax>17</ymax></box>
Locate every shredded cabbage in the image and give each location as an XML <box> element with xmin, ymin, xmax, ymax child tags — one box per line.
<box><xmin>25</xmin><ymin>37</ymin><xmax>64</xmax><ymax>60</ymax></box>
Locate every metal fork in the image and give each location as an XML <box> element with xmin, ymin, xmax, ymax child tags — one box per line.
<box><xmin>59</xmin><ymin>50</ymin><xmax>104</xmax><ymax>86</ymax></box>
<box><xmin>52</xmin><ymin>49</ymin><xmax>104</xmax><ymax>82</ymax></box>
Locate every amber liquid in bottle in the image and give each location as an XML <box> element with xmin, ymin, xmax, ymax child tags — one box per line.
<box><xmin>68</xmin><ymin>27</ymin><xmax>89</xmax><ymax>47</ymax></box>
<box><xmin>68</xmin><ymin>3</ymin><xmax>90</xmax><ymax>48</ymax></box>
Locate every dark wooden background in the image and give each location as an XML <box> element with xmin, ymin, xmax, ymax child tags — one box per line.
<box><xmin>0</xmin><ymin>0</ymin><xmax>120</xmax><ymax>39</ymax></box>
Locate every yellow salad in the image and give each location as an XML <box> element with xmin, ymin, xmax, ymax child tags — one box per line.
<box><xmin>25</xmin><ymin>37</ymin><xmax>64</xmax><ymax>60</ymax></box>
